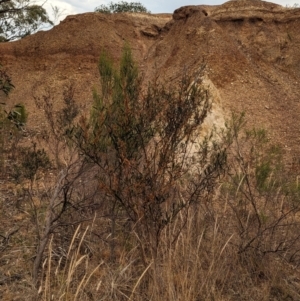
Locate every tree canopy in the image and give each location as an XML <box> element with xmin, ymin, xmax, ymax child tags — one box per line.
<box><xmin>95</xmin><ymin>1</ymin><xmax>150</xmax><ymax>14</ymax></box>
<box><xmin>0</xmin><ymin>0</ymin><xmax>52</xmax><ymax>42</ymax></box>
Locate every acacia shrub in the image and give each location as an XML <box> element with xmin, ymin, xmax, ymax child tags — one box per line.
<box><xmin>74</xmin><ymin>45</ymin><xmax>228</xmax><ymax>261</ymax></box>
<box><xmin>215</xmin><ymin>113</ymin><xmax>300</xmax><ymax>285</ymax></box>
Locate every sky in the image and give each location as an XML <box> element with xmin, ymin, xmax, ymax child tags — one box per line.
<box><xmin>36</xmin><ymin>0</ymin><xmax>299</xmax><ymax>22</ymax></box>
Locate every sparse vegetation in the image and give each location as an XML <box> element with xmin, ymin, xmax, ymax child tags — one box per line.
<box><xmin>286</xmin><ymin>3</ymin><xmax>300</xmax><ymax>9</ymax></box>
<box><xmin>0</xmin><ymin>46</ymin><xmax>300</xmax><ymax>301</ymax></box>
<box><xmin>0</xmin><ymin>64</ymin><xmax>14</xmax><ymax>95</ymax></box>
<box><xmin>95</xmin><ymin>1</ymin><xmax>150</xmax><ymax>14</ymax></box>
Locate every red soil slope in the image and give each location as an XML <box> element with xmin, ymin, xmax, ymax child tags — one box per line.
<box><xmin>0</xmin><ymin>0</ymin><xmax>300</xmax><ymax>165</ymax></box>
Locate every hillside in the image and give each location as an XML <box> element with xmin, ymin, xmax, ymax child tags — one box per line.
<box><xmin>0</xmin><ymin>0</ymin><xmax>300</xmax><ymax>162</ymax></box>
<box><xmin>1</xmin><ymin>1</ymin><xmax>300</xmax><ymax>300</ymax></box>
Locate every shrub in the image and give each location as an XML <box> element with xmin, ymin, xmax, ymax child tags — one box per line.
<box><xmin>73</xmin><ymin>44</ymin><xmax>227</xmax><ymax>261</ymax></box>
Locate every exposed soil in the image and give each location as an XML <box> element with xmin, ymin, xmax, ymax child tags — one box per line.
<box><xmin>1</xmin><ymin>1</ymin><xmax>300</xmax><ymax>299</ymax></box>
<box><xmin>0</xmin><ymin>0</ymin><xmax>300</xmax><ymax>163</ymax></box>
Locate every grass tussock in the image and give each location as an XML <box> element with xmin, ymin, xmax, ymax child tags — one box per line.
<box><xmin>29</xmin><ymin>204</ymin><xmax>300</xmax><ymax>301</ymax></box>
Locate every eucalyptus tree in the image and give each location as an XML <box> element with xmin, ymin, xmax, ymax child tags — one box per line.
<box><xmin>95</xmin><ymin>1</ymin><xmax>150</xmax><ymax>13</ymax></box>
<box><xmin>0</xmin><ymin>0</ymin><xmax>52</xmax><ymax>42</ymax></box>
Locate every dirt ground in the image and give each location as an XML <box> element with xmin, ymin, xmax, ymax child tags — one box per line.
<box><xmin>0</xmin><ymin>0</ymin><xmax>299</xmax><ymax>163</ymax></box>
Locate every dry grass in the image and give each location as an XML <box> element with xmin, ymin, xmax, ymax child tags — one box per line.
<box><xmin>1</xmin><ymin>87</ymin><xmax>300</xmax><ymax>301</ymax></box>
<box><xmin>1</xmin><ymin>133</ymin><xmax>300</xmax><ymax>300</ymax></box>
<box><xmin>1</xmin><ymin>180</ymin><xmax>300</xmax><ymax>301</ymax></box>
<box><xmin>31</xmin><ymin>193</ymin><xmax>300</xmax><ymax>301</ymax></box>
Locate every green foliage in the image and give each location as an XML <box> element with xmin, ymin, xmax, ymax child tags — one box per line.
<box><xmin>0</xmin><ymin>104</ymin><xmax>27</xmax><ymax>145</ymax></box>
<box><xmin>221</xmin><ymin>113</ymin><xmax>300</xmax><ymax>260</ymax></box>
<box><xmin>0</xmin><ymin>64</ymin><xmax>14</xmax><ymax>95</ymax></box>
<box><xmin>95</xmin><ymin>1</ymin><xmax>150</xmax><ymax>14</ymax></box>
<box><xmin>255</xmin><ymin>161</ymin><xmax>272</xmax><ymax>190</ymax></box>
<box><xmin>74</xmin><ymin>44</ymin><xmax>227</xmax><ymax>260</ymax></box>
<box><xmin>245</xmin><ymin>128</ymin><xmax>282</xmax><ymax>192</ymax></box>
<box><xmin>0</xmin><ymin>102</ymin><xmax>29</xmax><ymax>180</ymax></box>
<box><xmin>0</xmin><ymin>102</ymin><xmax>29</xmax><ymax>177</ymax></box>
<box><xmin>0</xmin><ymin>66</ymin><xmax>14</xmax><ymax>170</ymax></box>
<box><xmin>0</xmin><ymin>0</ymin><xmax>53</xmax><ymax>42</ymax></box>
<box><xmin>0</xmin><ymin>64</ymin><xmax>29</xmax><ymax>177</ymax></box>
<box><xmin>225</xmin><ymin>115</ymin><xmax>284</xmax><ymax>194</ymax></box>
<box><xmin>89</xmin><ymin>44</ymin><xmax>144</xmax><ymax>158</ymax></box>
<box><xmin>7</xmin><ymin>103</ymin><xmax>28</xmax><ymax>130</ymax></box>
